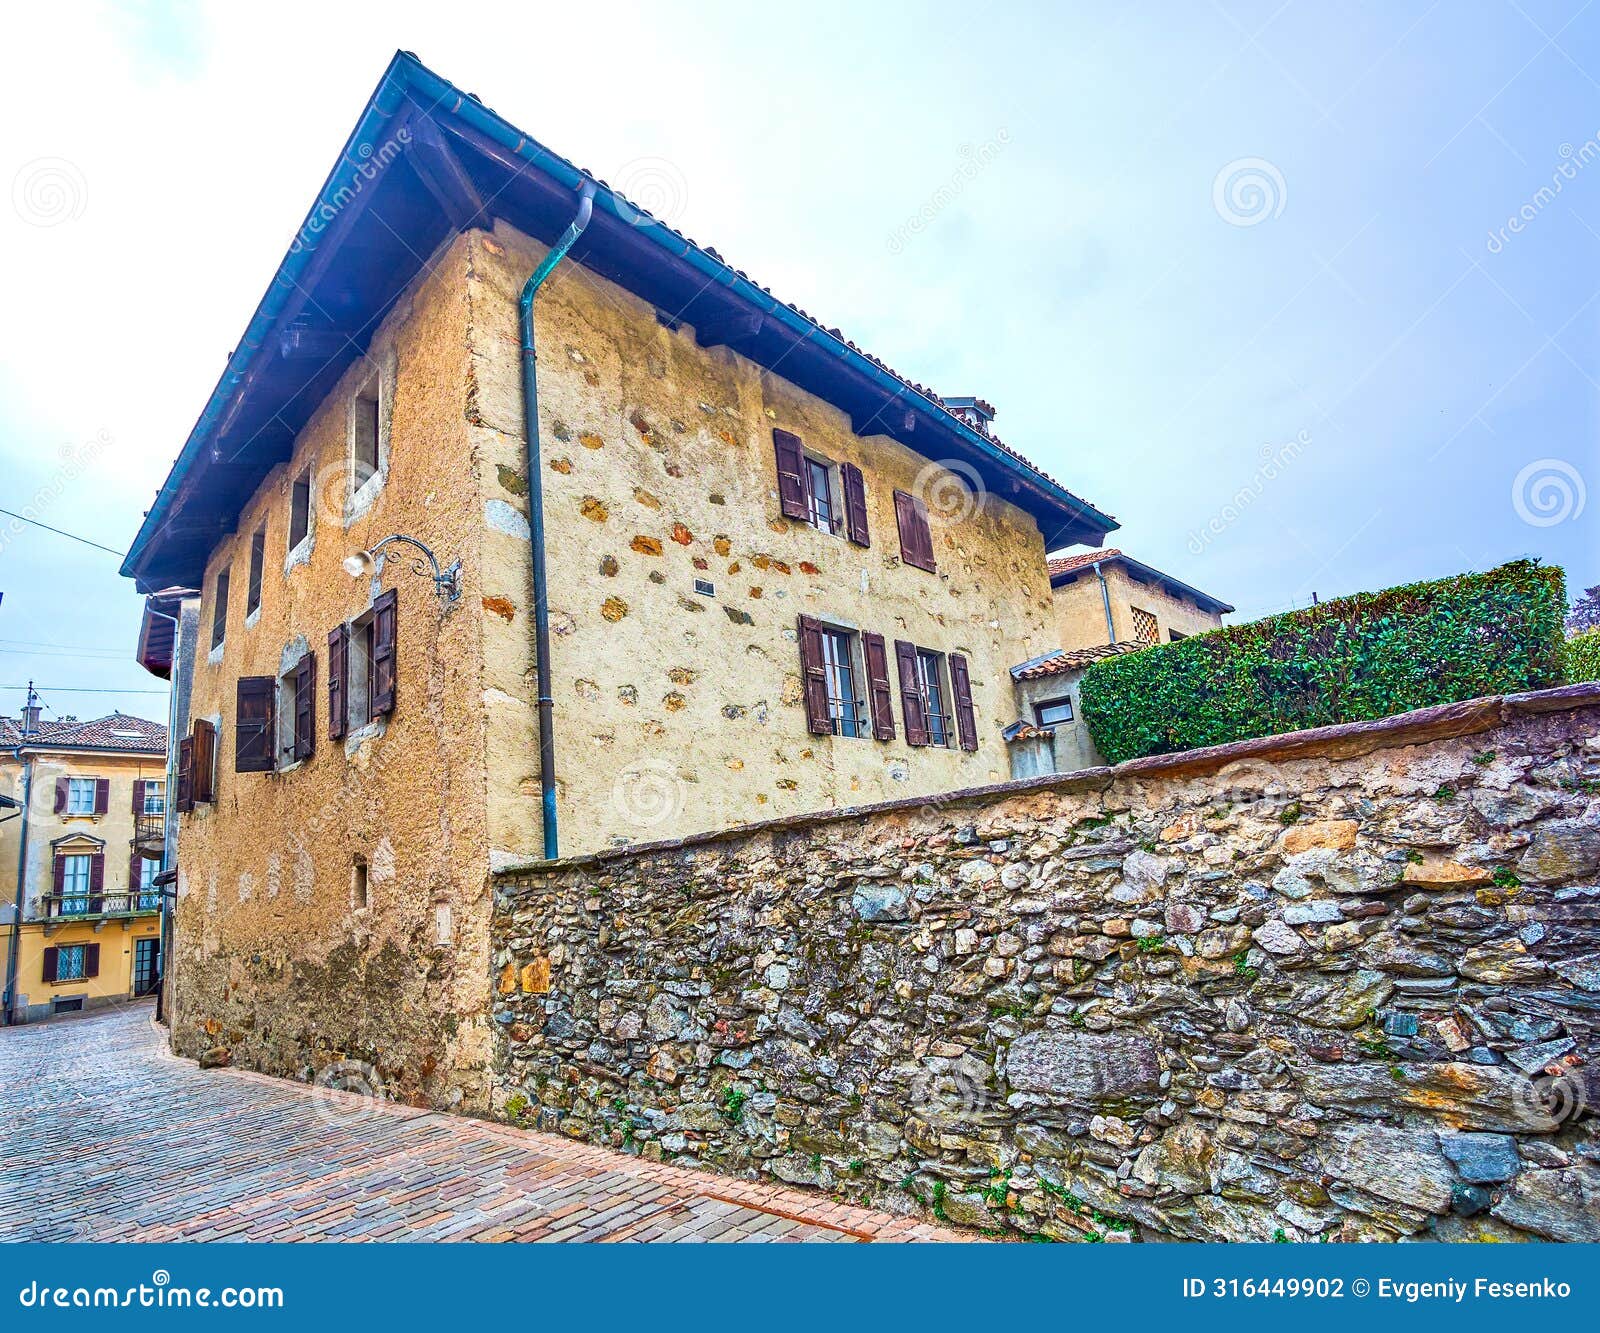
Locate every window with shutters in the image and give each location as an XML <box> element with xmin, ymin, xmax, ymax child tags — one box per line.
<box><xmin>246</xmin><ymin>525</ymin><xmax>266</xmax><ymax>618</ymax></box>
<box><xmin>820</xmin><ymin>627</ymin><xmax>869</xmax><ymax>738</ymax></box>
<box><xmin>288</xmin><ymin>467</ymin><xmax>312</xmax><ymax>551</ymax></box>
<box><xmin>191</xmin><ymin>719</ymin><xmax>217</xmax><ymax>802</ymax></box>
<box><xmin>53</xmin><ymin>943</ymin><xmax>88</xmax><ymax>982</ymax></box>
<box><xmin>176</xmin><ymin>736</ymin><xmax>194</xmax><ymax>811</ymax></box>
<box><xmin>235</xmin><ymin>677</ymin><xmax>276</xmax><ymax>773</ymax></box>
<box><xmin>897</xmin><ymin>643</ymin><xmax>979</xmax><ymax>751</ymax></box>
<box><xmin>274</xmin><ymin>648</ymin><xmax>316</xmax><ymax>766</ymax></box>
<box><xmin>893</xmin><ymin>490</ymin><xmax>936</xmax><ymax>572</ymax></box>
<box><xmin>772</xmin><ymin>429</ymin><xmax>869</xmax><ymax>546</ymax></box>
<box><xmin>1130</xmin><ymin>606</ymin><xmax>1160</xmax><ymax>645</ymax></box>
<box><xmin>343</xmin><ymin>612</ymin><xmax>376</xmax><ymax>730</ymax></box>
<box><xmin>65</xmin><ymin>777</ymin><xmax>96</xmax><ymax>816</ymax></box>
<box><xmin>136</xmin><ymin>856</ymin><xmax>161</xmax><ymax>911</ymax></box>
<box><xmin>210</xmin><ymin>567</ymin><xmax>230</xmax><ymax>652</ymax></box>
<box><xmin>141</xmin><ymin>781</ymin><xmax>165</xmax><ymax>815</ymax></box>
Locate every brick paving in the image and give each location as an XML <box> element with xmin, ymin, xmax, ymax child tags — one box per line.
<box><xmin>0</xmin><ymin>1003</ymin><xmax>962</xmax><ymax>1243</ymax></box>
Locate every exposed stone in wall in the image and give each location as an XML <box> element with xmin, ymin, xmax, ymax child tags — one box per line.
<box><xmin>492</xmin><ymin>687</ymin><xmax>1600</xmax><ymax>1241</ymax></box>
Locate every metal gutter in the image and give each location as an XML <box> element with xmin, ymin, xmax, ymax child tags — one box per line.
<box><xmin>1094</xmin><ymin>561</ymin><xmax>1116</xmax><ymax>645</ymax></box>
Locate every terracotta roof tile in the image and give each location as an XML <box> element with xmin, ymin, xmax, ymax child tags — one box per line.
<box><xmin>1</xmin><ymin>712</ymin><xmax>166</xmax><ymax>753</ymax></box>
<box><xmin>1011</xmin><ymin>641</ymin><xmax>1149</xmax><ymax>680</ymax></box>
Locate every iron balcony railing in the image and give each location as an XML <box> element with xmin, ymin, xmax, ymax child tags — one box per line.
<box><xmin>41</xmin><ymin>890</ymin><xmax>162</xmax><ymax>919</ymax></box>
<box><xmin>133</xmin><ymin>811</ymin><xmax>165</xmax><ymax>851</ymax></box>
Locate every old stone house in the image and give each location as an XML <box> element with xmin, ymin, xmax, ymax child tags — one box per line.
<box><xmin>1</xmin><ymin>706</ymin><xmax>167</xmax><ymax>1023</ymax></box>
<box><xmin>118</xmin><ymin>53</ymin><xmax>1116</xmax><ymax>1104</ymax></box>
<box><xmin>1047</xmin><ymin>549</ymin><xmax>1231</xmax><ymax>649</ymax></box>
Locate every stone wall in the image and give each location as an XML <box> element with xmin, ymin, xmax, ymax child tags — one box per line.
<box><xmin>491</xmin><ymin>685</ymin><xmax>1600</xmax><ymax>1242</ymax></box>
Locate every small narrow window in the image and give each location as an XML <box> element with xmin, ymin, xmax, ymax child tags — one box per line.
<box><xmin>804</xmin><ymin>456</ymin><xmax>838</xmax><ymax>534</ymax></box>
<box><xmin>246</xmin><ymin>526</ymin><xmax>266</xmax><ymax>615</ymax></box>
<box><xmin>351</xmin><ymin>856</ymin><xmax>370</xmax><ymax>910</ymax></box>
<box><xmin>211</xmin><ymin>567</ymin><xmax>230</xmax><ymax>650</ymax></box>
<box><xmin>1035</xmin><ymin>696</ymin><xmax>1075</xmax><ymax>727</ymax></box>
<box><xmin>352</xmin><ymin>380</ymin><xmax>380</xmax><ymax>491</ymax></box>
<box><xmin>1131</xmin><ymin>606</ymin><xmax>1159</xmax><ymax>645</ymax></box>
<box><xmin>289</xmin><ymin>469</ymin><xmax>311</xmax><ymax>549</ymax></box>
<box><xmin>1168</xmin><ymin>628</ymin><xmax>1188</xmax><ymax>642</ymax></box>
<box><xmin>917</xmin><ymin>649</ymin><xmax>952</xmax><ymax>747</ymax></box>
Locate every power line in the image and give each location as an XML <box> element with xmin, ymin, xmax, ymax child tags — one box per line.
<box><xmin>1</xmin><ymin>684</ymin><xmax>168</xmax><ymax>695</ymax></box>
<box><xmin>0</xmin><ymin>507</ymin><xmax>126</xmax><ymax>557</ymax></box>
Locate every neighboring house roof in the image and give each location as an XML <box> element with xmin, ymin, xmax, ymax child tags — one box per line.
<box><xmin>135</xmin><ymin>587</ymin><xmax>198</xmax><ymax>680</ymax></box>
<box><xmin>1011</xmin><ymin>640</ymin><xmax>1149</xmax><ymax>680</ymax></box>
<box><xmin>1</xmin><ymin>713</ymin><xmax>167</xmax><ymax>754</ymax></box>
<box><xmin>120</xmin><ymin>52</ymin><xmax>1117</xmax><ymax>593</ymax></box>
<box><xmin>1046</xmin><ymin>548</ymin><xmax>1235</xmax><ymax>616</ymax></box>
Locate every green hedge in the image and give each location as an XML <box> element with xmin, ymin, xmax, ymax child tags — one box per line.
<box><xmin>1567</xmin><ymin>629</ymin><xmax>1600</xmax><ymax>684</ymax></box>
<box><xmin>1079</xmin><ymin>560</ymin><xmax>1567</xmax><ymax>765</ymax></box>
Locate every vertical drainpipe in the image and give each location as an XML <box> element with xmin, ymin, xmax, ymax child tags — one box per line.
<box><xmin>518</xmin><ymin>181</ymin><xmax>597</xmax><ymax>861</ymax></box>
<box><xmin>4</xmin><ymin>751</ymin><xmax>33</xmax><ymax>1025</ymax></box>
<box><xmin>1093</xmin><ymin>561</ymin><xmax>1116</xmax><ymax>645</ymax></box>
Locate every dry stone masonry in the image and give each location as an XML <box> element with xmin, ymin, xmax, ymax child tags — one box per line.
<box><xmin>491</xmin><ymin>685</ymin><xmax>1600</xmax><ymax>1242</ymax></box>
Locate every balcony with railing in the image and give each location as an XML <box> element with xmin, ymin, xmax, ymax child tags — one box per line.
<box><xmin>41</xmin><ymin>889</ymin><xmax>162</xmax><ymax>920</ymax></box>
<box><xmin>133</xmin><ymin>811</ymin><xmax>165</xmax><ymax>858</ymax></box>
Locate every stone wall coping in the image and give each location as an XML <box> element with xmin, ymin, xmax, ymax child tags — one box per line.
<box><xmin>497</xmin><ymin>681</ymin><xmax>1600</xmax><ymax>879</ymax></box>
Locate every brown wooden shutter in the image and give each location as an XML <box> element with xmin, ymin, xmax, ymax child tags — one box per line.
<box><xmin>893</xmin><ymin>490</ymin><xmax>936</xmax><ymax>572</ymax></box>
<box><xmin>132</xmin><ymin>779</ymin><xmax>145</xmax><ymax>814</ymax></box>
<box><xmin>949</xmin><ymin>652</ymin><xmax>978</xmax><ymax>751</ymax></box>
<box><xmin>841</xmin><ymin>462</ymin><xmax>870</xmax><ymax>546</ymax></box>
<box><xmin>89</xmin><ymin>852</ymin><xmax>105</xmax><ymax>913</ymax></box>
<box><xmin>328</xmin><ymin>624</ymin><xmax>348</xmax><ymax>740</ymax></box>
<box><xmin>895</xmin><ymin>639</ymin><xmax>930</xmax><ymax>746</ymax></box>
<box><xmin>234</xmin><ymin>679</ymin><xmax>275</xmax><ymax>773</ymax></box>
<box><xmin>192</xmin><ymin>718</ymin><xmax>217</xmax><ymax>802</ymax></box>
<box><xmin>796</xmin><ymin>615</ymin><xmax>831</xmax><ymax>735</ymax></box>
<box><xmin>84</xmin><ymin>943</ymin><xmax>100</xmax><ymax>979</ymax></box>
<box><xmin>93</xmin><ymin>778</ymin><xmax>110</xmax><ymax>815</ymax></box>
<box><xmin>293</xmin><ymin>652</ymin><xmax>316</xmax><ymax>761</ymax></box>
<box><xmin>372</xmin><ymin>589</ymin><xmax>398</xmax><ymax>716</ymax></box>
<box><xmin>862</xmin><ymin>632</ymin><xmax>895</xmax><ymax>741</ymax></box>
<box><xmin>773</xmin><ymin>429</ymin><xmax>809</xmax><ymax>521</ymax></box>
<box><xmin>176</xmin><ymin>737</ymin><xmax>194</xmax><ymax>812</ymax></box>
<box><xmin>129</xmin><ymin>848</ymin><xmax>141</xmax><ymax>894</ymax></box>
<box><xmin>41</xmin><ymin>947</ymin><xmax>57</xmax><ymax>984</ymax></box>
<box><xmin>53</xmin><ymin>778</ymin><xmax>67</xmax><ymax>814</ymax></box>
<box><xmin>52</xmin><ymin>854</ymin><xmax>65</xmax><ymax>895</ymax></box>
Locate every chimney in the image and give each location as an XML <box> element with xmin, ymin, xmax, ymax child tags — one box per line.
<box><xmin>941</xmin><ymin>395</ymin><xmax>996</xmax><ymax>437</ymax></box>
<box><xmin>19</xmin><ymin>681</ymin><xmax>41</xmax><ymax>736</ymax></box>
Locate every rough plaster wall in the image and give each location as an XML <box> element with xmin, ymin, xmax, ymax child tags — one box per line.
<box><xmin>172</xmin><ymin>233</ymin><xmax>496</xmax><ymax>1110</ymax></box>
<box><xmin>1052</xmin><ymin>567</ymin><xmax>1224</xmax><ymax>651</ymax></box>
<box><xmin>466</xmin><ymin>223</ymin><xmax>1059</xmax><ymax>860</ymax></box>
<box><xmin>492</xmin><ymin>696</ymin><xmax>1600</xmax><ymax>1242</ymax></box>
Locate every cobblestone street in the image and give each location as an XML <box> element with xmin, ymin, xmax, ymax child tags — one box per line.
<box><xmin>0</xmin><ymin>1004</ymin><xmax>958</xmax><ymax>1243</ymax></box>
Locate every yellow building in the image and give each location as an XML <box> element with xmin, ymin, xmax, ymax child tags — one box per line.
<box><xmin>1</xmin><ymin>709</ymin><xmax>167</xmax><ymax>1023</ymax></box>
<box><xmin>116</xmin><ymin>54</ymin><xmax>1119</xmax><ymax>1106</ymax></box>
<box><xmin>1046</xmin><ymin>548</ymin><xmax>1232</xmax><ymax>649</ymax></box>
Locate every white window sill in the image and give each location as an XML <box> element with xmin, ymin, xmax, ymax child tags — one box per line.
<box><xmin>283</xmin><ymin>535</ymin><xmax>314</xmax><ymax>575</ymax></box>
<box><xmin>345</xmin><ymin>472</ymin><xmax>385</xmax><ymax>526</ymax></box>
<box><xmin>243</xmin><ymin>607</ymin><xmax>261</xmax><ymax>631</ymax></box>
<box><xmin>207</xmin><ymin>642</ymin><xmax>224</xmax><ymax>667</ymax></box>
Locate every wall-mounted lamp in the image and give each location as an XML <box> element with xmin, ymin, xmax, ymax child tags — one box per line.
<box><xmin>344</xmin><ymin>534</ymin><xmax>461</xmax><ymax>606</ymax></box>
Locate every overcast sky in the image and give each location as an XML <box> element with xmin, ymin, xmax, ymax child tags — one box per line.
<box><xmin>2</xmin><ymin>0</ymin><xmax>1597</xmax><ymax>725</ymax></box>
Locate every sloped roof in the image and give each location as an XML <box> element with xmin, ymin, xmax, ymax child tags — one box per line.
<box><xmin>1046</xmin><ymin>548</ymin><xmax>1234</xmax><ymax>615</ymax></box>
<box><xmin>1011</xmin><ymin>641</ymin><xmax>1149</xmax><ymax>680</ymax></box>
<box><xmin>121</xmin><ymin>53</ymin><xmax>1117</xmax><ymax>592</ymax></box>
<box><xmin>1</xmin><ymin>713</ymin><xmax>167</xmax><ymax>753</ymax></box>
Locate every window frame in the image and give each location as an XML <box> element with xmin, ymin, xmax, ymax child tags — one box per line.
<box><xmin>141</xmin><ymin>781</ymin><xmax>166</xmax><ymax>815</ymax></box>
<box><xmin>65</xmin><ymin>777</ymin><xmax>97</xmax><ymax>816</ymax></box>
<box><xmin>59</xmin><ymin>854</ymin><xmax>92</xmax><ymax>913</ymax></box>
<box><xmin>288</xmin><ymin>467</ymin><xmax>312</xmax><ymax>553</ymax></box>
<box><xmin>246</xmin><ymin>525</ymin><xmax>266</xmax><ymax>617</ymax></box>
<box><xmin>802</xmin><ymin>454</ymin><xmax>842</xmax><ymax>536</ymax></box>
<box><xmin>819</xmin><ymin>623</ymin><xmax>870</xmax><ymax>739</ymax></box>
<box><xmin>210</xmin><ymin>567</ymin><xmax>230</xmax><ymax>652</ymax></box>
<box><xmin>350</xmin><ymin>375</ymin><xmax>383</xmax><ymax>500</ymax></box>
<box><xmin>915</xmin><ymin>648</ymin><xmax>954</xmax><ymax>748</ymax></box>
<box><xmin>54</xmin><ymin>943</ymin><xmax>87</xmax><ymax>983</ymax></box>
<box><xmin>1034</xmin><ymin>696</ymin><xmax>1076</xmax><ymax>727</ymax></box>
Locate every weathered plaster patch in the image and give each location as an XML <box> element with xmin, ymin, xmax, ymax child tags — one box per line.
<box><xmin>484</xmin><ymin>498</ymin><xmax>530</xmax><ymax>541</ymax></box>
